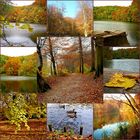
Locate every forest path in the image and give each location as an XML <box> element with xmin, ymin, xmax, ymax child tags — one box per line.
<box><xmin>38</xmin><ymin>73</ymin><xmax>103</xmax><ymax>103</ymax></box>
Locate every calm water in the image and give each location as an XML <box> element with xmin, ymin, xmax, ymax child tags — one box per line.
<box><xmin>47</xmin><ymin>104</ymin><xmax>93</xmax><ymax>136</ymax></box>
<box><xmin>0</xmin><ymin>76</ymin><xmax>37</xmax><ymax>93</ymax></box>
<box><xmin>104</xmin><ymin>59</ymin><xmax>139</xmax><ymax>73</ymax></box>
<box><xmin>1</xmin><ymin>23</ymin><xmax>46</xmax><ymax>47</ymax></box>
<box><xmin>93</xmin><ymin>122</ymin><xmax>129</xmax><ymax>140</ymax></box>
<box><xmin>94</xmin><ymin>21</ymin><xmax>140</xmax><ymax>46</ymax></box>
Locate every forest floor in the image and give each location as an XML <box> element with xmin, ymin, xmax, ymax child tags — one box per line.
<box><xmin>104</xmin><ymin>68</ymin><xmax>140</xmax><ymax>93</ymax></box>
<box><xmin>38</xmin><ymin>73</ymin><xmax>103</xmax><ymax>103</ymax></box>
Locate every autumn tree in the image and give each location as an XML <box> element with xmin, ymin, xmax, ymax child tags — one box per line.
<box><xmin>94</xmin><ymin>0</ymin><xmax>140</xmax><ymax>22</ymax></box>
<box><xmin>34</xmin><ymin>0</ymin><xmax>46</xmax><ymax>7</ymax></box>
<box><xmin>78</xmin><ymin>36</ymin><xmax>84</xmax><ymax>73</ymax></box>
<box><xmin>40</xmin><ymin>37</ymin><xmax>95</xmax><ymax>76</ymax></box>
<box><xmin>48</xmin><ymin>37</ymin><xmax>57</xmax><ymax>75</ymax></box>
<box><xmin>41</xmin><ymin>37</ymin><xmax>62</xmax><ymax>76</ymax></box>
<box><xmin>75</xmin><ymin>0</ymin><xmax>93</xmax><ymax>36</ymax></box>
<box><xmin>37</xmin><ymin>37</ymin><xmax>51</xmax><ymax>92</ymax></box>
<box><xmin>47</xmin><ymin>5</ymin><xmax>79</xmax><ymax>36</ymax></box>
<box><xmin>18</xmin><ymin>53</ymin><xmax>37</xmax><ymax>76</ymax></box>
<box><xmin>4</xmin><ymin>57</ymin><xmax>21</xmax><ymax>76</ymax></box>
<box><xmin>47</xmin><ymin>5</ymin><xmax>67</xmax><ymax>35</ymax></box>
<box><xmin>90</xmin><ymin>37</ymin><xmax>95</xmax><ymax>72</ymax></box>
<box><xmin>0</xmin><ymin>0</ymin><xmax>12</xmax><ymax>15</ymax></box>
<box><xmin>59</xmin><ymin>44</ymin><xmax>79</xmax><ymax>73</ymax></box>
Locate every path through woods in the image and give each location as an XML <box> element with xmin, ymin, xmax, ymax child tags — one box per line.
<box><xmin>38</xmin><ymin>73</ymin><xmax>103</xmax><ymax>103</ymax></box>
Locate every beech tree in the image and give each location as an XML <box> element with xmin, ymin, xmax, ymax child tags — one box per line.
<box><xmin>78</xmin><ymin>36</ymin><xmax>84</xmax><ymax>73</ymax></box>
<box><xmin>37</xmin><ymin>37</ymin><xmax>51</xmax><ymax>92</ymax></box>
<box><xmin>34</xmin><ymin>0</ymin><xmax>46</xmax><ymax>7</ymax></box>
<box><xmin>76</xmin><ymin>0</ymin><xmax>93</xmax><ymax>36</ymax></box>
<box><xmin>4</xmin><ymin>57</ymin><xmax>21</xmax><ymax>76</ymax></box>
<box><xmin>90</xmin><ymin>36</ymin><xmax>95</xmax><ymax>72</ymax></box>
<box><xmin>48</xmin><ymin>37</ymin><xmax>57</xmax><ymax>75</ymax></box>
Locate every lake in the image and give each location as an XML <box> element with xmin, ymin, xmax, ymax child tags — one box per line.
<box><xmin>0</xmin><ymin>23</ymin><xmax>46</xmax><ymax>47</ymax></box>
<box><xmin>0</xmin><ymin>76</ymin><xmax>37</xmax><ymax>93</ymax></box>
<box><xmin>94</xmin><ymin>21</ymin><xmax>140</xmax><ymax>46</ymax></box>
<box><xmin>104</xmin><ymin>59</ymin><xmax>139</xmax><ymax>73</ymax></box>
<box><xmin>47</xmin><ymin>104</ymin><xmax>93</xmax><ymax>136</ymax></box>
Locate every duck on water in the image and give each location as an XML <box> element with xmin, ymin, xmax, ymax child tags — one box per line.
<box><xmin>67</xmin><ymin>109</ymin><xmax>77</xmax><ymax>118</ymax></box>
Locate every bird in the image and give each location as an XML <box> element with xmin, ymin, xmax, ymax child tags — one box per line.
<box><xmin>67</xmin><ymin>109</ymin><xmax>77</xmax><ymax>118</ymax></box>
<box><xmin>59</xmin><ymin>104</ymin><xmax>65</xmax><ymax>109</ymax></box>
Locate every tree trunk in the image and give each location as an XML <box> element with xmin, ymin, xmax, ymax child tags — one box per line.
<box><xmin>90</xmin><ymin>36</ymin><xmax>95</xmax><ymax>72</ymax></box>
<box><xmin>48</xmin><ymin>37</ymin><xmax>57</xmax><ymax>75</ymax></box>
<box><xmin>37</xmin><ymin>38</ymin><xmax>51</xmax><ymax>92</ymax></box>
<box><xmin>94</xmin><ymin>37</ymin><xmax>104</xmax><ymax>78</ymax></box>
<box><xmin>78</xmin><ymin>36</ymin><xmax>84</xmax><ymax>73</ymax></box>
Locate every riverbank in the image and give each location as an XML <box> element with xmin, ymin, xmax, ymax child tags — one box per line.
<box><xmin>104</xmin><ymin>68</ymin><xmax>139</xmax><ymax>93</ymax></box>
<box><xmin>94</xmin><ymin>20</ymin><xmax>140</xmax><ymax>46</ymax></box>
<box><xmin>1</xmin><ymin>23</ymin><xmax>46</xmax><ymax>47</ymax></box>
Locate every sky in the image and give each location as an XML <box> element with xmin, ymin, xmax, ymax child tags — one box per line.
<box><xmin>10</xmin><ymin>0</ymin><xmax>132</xmax><ymax>7</ymax></box>
<box><xmin>11</xmin><ymin>0</ymin><xmax>34</xmax><ymax>6</ymax></box>
<box><xmin>48</xmin><ymin>1</ymin><xmax>79</xmax><ymax>18</ymax></box>
<box><xmin>1</xmin><ymin>47</ymin><xmax>36</xmax><ymax>57</ymax></box>
<box><xmin>94</xmin><ymin>0</ymin><xmax>132</xmax><ymax>7</ymax></box>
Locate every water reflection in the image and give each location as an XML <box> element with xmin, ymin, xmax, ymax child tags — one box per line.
<box><xmin>104</xmin><ymin>59</ymin><xmax>139</xmax><ymax>73</ymax></box>
<box><xmin>1</xmin><ymin>23</ymin><xmax>46</xmax><ymax>47</ymax></box>
<box><xmin>47</xmin><ymin>104</ymin><xmax>93</xmax><ymax>136</ymax></box>
<box><xmin>94</xmin><ymin>122</ymin><xmax>129</xmax><ymax>140</ymax></box>
<box><xmin>94</xmin><ymin>21</ymin><xmax>140</xmax><ymax>46</ymax></box>
<box><xmin>0</xmin><ymin>76</ymin><xmax>37</xmax><ymax>93</ymax></box>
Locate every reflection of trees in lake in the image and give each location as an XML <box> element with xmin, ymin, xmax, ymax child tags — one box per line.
<box><xmin>94</xmin><ymin>93</ymin><xmax>140</xmax><ymax>129</ymax></box>
<box><xmin>94</xmin><ymin>101</ymin><xmax>121</xmax><ymax>129</ymax></box>
<box><xmin>94</xmin><ymin>93</ymin><xmax>140</xmax><ymax>139</ymax></box>
<box><xmin>1</xmin><ymin>0</ymin><xmax>47</xmax><ymax>46</ymax></box>
<box><xmin>1</xmin><ymin>79</ymin><xmax>37</xmax><ymax>93</ymax></box>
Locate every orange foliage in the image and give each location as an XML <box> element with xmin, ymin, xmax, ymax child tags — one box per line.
<box><xmin>4</xmin><ymin>57</ymin><xmax>21</xmax><ymax>76</ymax></box>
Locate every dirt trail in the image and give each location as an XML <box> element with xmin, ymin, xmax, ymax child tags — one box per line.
<box><xmin>38</xmin><ymin>73</ymin><xmax>103</xmax><ymax>103</ymax></box>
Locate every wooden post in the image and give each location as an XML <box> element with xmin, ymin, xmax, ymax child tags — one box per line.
<box><xmin>48</xmin><ymin>124</ymin><xmax>52</xmax><ymax>132</ymax></box>
<box><xmin>80</xmin><ymin>126</ymin><xmax>83</xmax><ymax>135</ymax></box>
<box><xmin>90</xmin><ymin>36</ymin><xmax>95</xmax><ymax>72</ymax></box>
<box><xmin>64</xmin><ymin>127</ymin><xmax>67</xmax><ymax>132</ymax></box>
<box><xmin>94</xmin><ymin>36</ymin><xmax>104</xmax><ymax>78</ymax></box>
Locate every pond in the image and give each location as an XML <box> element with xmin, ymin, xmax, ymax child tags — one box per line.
<box><xmin>104</xmin><ymin>59</ymin><xmax>139</xmax><ymax>73</ymax></box>
<box><xmin>0</xmin><ymin>23</ymin><xmax>46</xmax><ymax>47</ymax></box>
<box><xmin>47</xmin><ymin>104</ymin><xmax>93</xmax><ymax>136</ymax></box>
<box><xmin>0</xmin><ymin>76</ymin><xmax>37</xmax><ymax>93</ymax></box>
<box><xmin>93</xmin><ymin>122</ymin><xmax>129</xmax><ymax>140</ymax></box>
<box><xmin>94</xmin><ymin>21</ymin><xmax>140</xmax><ymax>46</ymax></box>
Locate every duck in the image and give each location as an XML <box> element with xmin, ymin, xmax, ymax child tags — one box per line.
<box><xmin>67</xmin><ymin>109</ymin><xmax>77</xmax><ymax>118</ymax></box>
<box><xmin>59</xmin><ymin>104</ymin><xmax>65</xmax><ymax>109</ymax></box>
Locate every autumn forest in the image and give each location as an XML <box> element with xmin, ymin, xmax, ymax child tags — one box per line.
<box><xmin>0</xmin><ymin>0</ymin><xmax>140</xmax><ymax>140</ymax></box>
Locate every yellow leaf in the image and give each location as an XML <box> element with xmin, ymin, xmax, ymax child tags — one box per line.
<box><xmin>105</xmin><ymin>73</ymin><xmax>136</xmax><ymax>89</ymax></box>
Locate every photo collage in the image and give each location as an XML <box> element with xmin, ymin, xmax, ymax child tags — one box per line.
<box><xmin>0</xmin><ymin>0</ymin><xmax>140</xmax><ymax>140</ymax></box>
